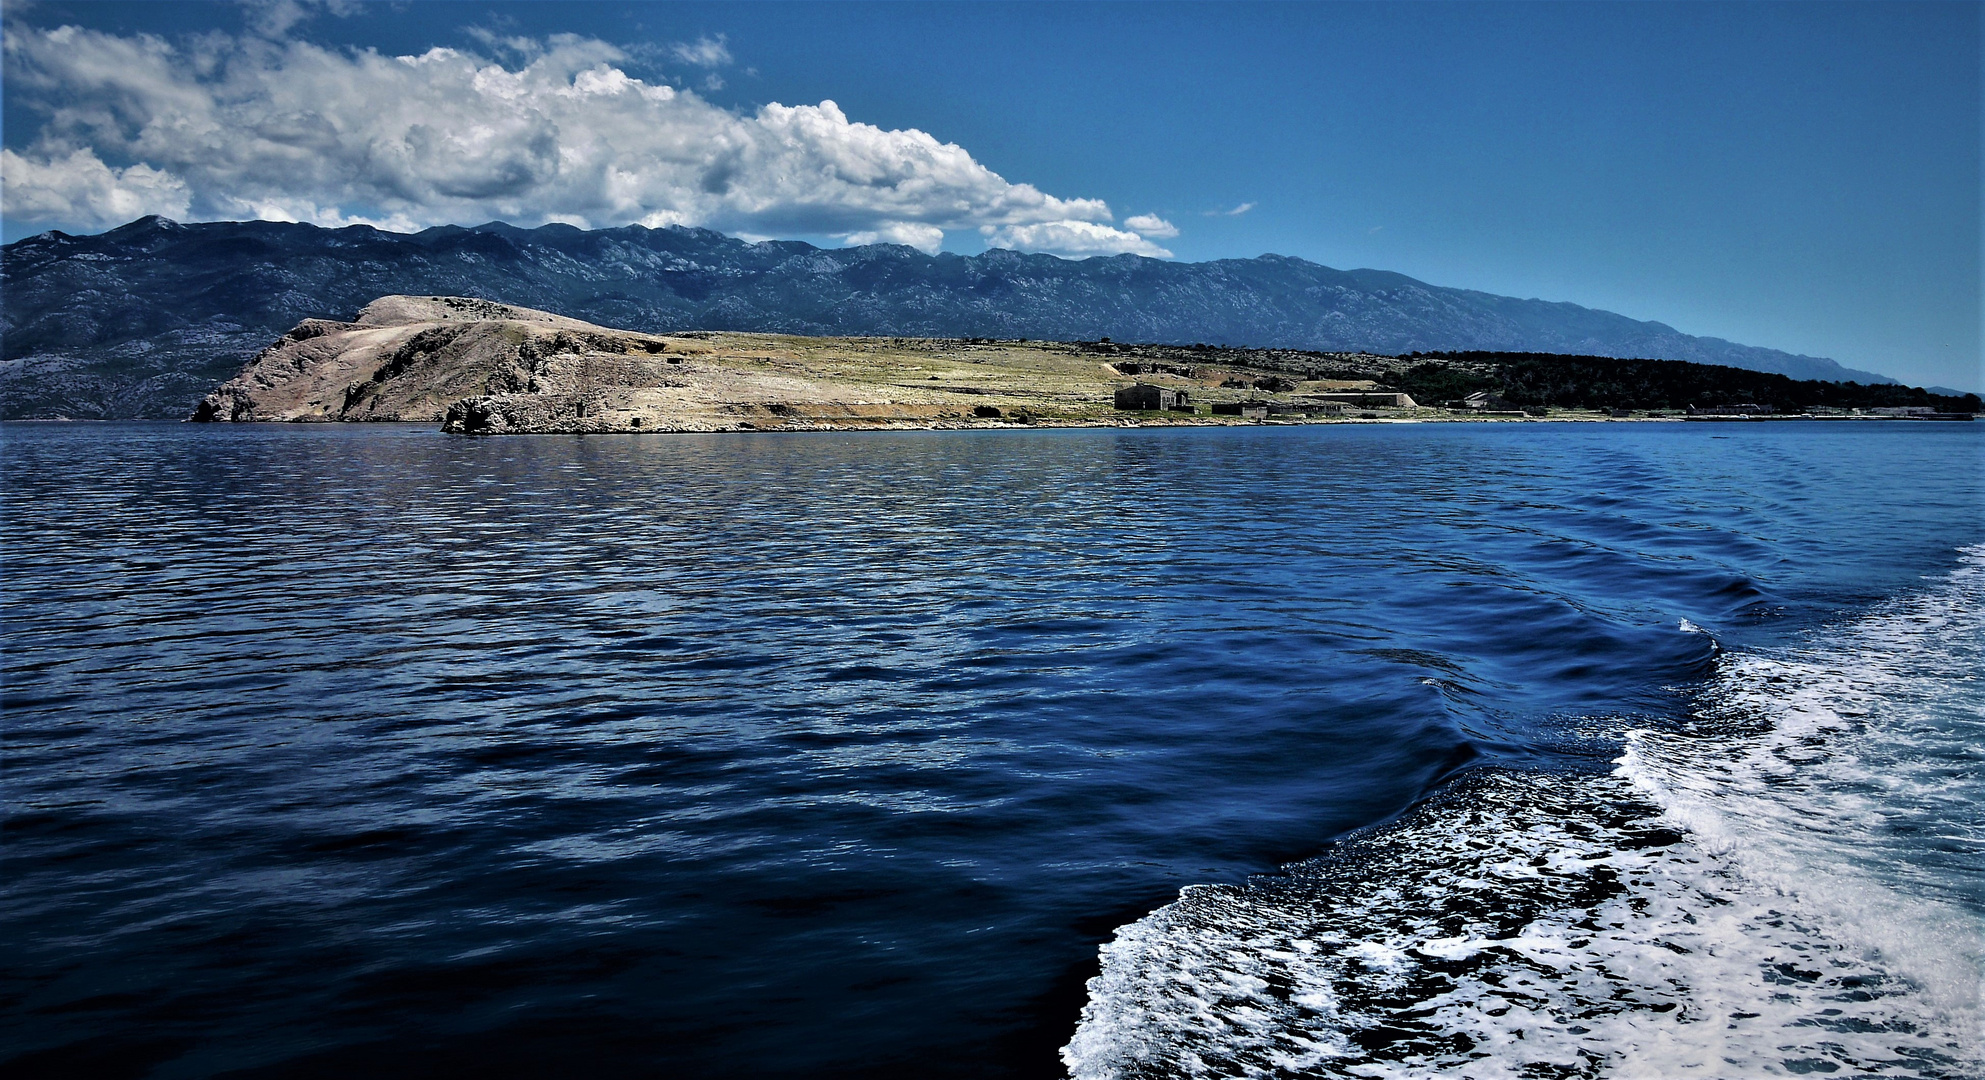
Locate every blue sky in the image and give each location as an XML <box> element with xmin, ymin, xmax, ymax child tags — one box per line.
<box><xmin>2</xmin><ymin>1</ymin><xmax>1978</xmax><ymax>390</ymax></box>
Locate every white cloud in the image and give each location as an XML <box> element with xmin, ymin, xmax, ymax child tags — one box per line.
<box><xmin>1123</xmin><ymin>213</ymin><xmax>1178</xmax><ymax>238</ymax></box>
<box><xmin>1205</xmin><ymin>201</ymin><xmax>1256</xmax><ymax>217</ymax></box>
<box><xmin>982</xmin><ymin>220</ymin><xmax>1172</xmax><ymax>259</ymax></box>
<box><xmin>240</xmin><ymin>0</ymin><xmax>360</xmax><ymax>40</ymax></box>
<box><xmin>0</xmin><ymin>24</ymin><xmax>1171</xmax><ymax>257</ymax></box>
<box><xmin>669</xmin><ymin>34</ymin><xmax>732</xmax><ymax>69</ymax></box>
<box><xmin>0</xmin><ymin>146</ymin><xmax>190</xmax><ymax>227</ymax></box>
<box><xmin>844</xmin><ymin>222</ymin><xmax>945</xmax><ymax>254</ymax></box>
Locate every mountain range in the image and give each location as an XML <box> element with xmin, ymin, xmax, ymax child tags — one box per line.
<box><xmin>0</xmin><ymin>215</ymin><xmax>1899</xmax><ymax>420</ymax></box>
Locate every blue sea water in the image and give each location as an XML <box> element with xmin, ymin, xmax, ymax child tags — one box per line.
<box><xmin>1</xmin><ymin>420</ymin><xmax>1980</xmax><ymax>1079</ymax></box>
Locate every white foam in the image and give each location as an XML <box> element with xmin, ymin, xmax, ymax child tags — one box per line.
<box><xmin>1619</xmin><ymin>544</ymin><xmax>1985</xmax><ymax>1031</ymax></box>
<box><xmin>1065</xmin><ymin>548</ymin><xmax>1985</xmax><ymax>1079</ymax></box>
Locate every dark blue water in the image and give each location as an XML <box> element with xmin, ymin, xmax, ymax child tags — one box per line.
<box><xmin>3</xmin><ymin>421</ymin><xmax>1980</xmax><ymax>1079</ymax></box>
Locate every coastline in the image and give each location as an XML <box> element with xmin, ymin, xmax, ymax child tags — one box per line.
<box><xmin>5</xmin><ymin>411</ymin><xmax>1973</xmax><ymax>431</ymax></box>
<box><xmin>156</xmin><ymin>298</ymin><xmax>1971</xmax><ymax>435</ymax></box>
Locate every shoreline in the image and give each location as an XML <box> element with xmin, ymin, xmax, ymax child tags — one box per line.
<box><xmin>5</xmin><ymin>412</ymin><xmax>1972</xmax><ymax>431</ymax></box>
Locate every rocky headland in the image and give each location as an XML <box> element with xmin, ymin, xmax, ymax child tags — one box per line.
<box><xmin>195</xmin><ymin>296</ymin><xmax>703</xmax><ymax>429</ymax></box>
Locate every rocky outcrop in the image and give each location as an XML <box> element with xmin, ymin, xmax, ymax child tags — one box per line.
<box><xmin>192</xmin><ymin>296</ymin><xmax>686</xmax><ymax>423</ymax></box>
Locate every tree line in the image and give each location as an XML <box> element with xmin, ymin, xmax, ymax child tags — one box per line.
<box><xmin>1390</xmin><ymin>352</ymin><xmax>1980</xmax><ymax>414</ymax></box>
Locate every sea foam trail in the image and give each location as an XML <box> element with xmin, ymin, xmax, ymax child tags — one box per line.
<box><xmin>1064</xmin><ymin>549</ymin><xmax>1985</xmax><ymax>1079</ymax></box>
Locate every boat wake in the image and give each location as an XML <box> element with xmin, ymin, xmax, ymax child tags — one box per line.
<box><xmin>1065</xmin><ymin>548</ymin><xmax>1985</xmax><ymax>1079</ymax></box>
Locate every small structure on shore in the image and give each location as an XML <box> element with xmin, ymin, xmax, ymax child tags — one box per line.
<box><xmin>1459</xmin><ymin>391</ymin><xmax>1514</xmax><ymax>411</ymax></box>
<box><xmin>1211</xmin><ymin>401</ymin><xmax>1270</xmax><ymax>419</ymax></box>
<box><xmin>1115</xmin><ymin>384</ymin><xmax>1188</xmax><ymax>410</ymax></box>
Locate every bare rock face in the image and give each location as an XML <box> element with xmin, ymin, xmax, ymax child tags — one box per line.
<box><xmin>190</xmin><ymin>296</ymin><xmax>681</xmax><ymax>423</ymax></box>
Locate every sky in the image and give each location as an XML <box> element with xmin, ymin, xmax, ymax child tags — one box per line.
<box><xmin>1</xmin><ymin>1</ymin><xmax>1978</xmax><ymax>391</ymax></box>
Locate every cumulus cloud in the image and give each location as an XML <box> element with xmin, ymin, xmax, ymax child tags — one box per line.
<box><xmin>0</xmin><ymin>147</ymin><xmax>190</xmax><ymax>224</ymax></box>
<box><xmin>1123</xmin><ymin>213</ymin><xmax>1178</xmax><ymax>238</ymax></box>
<box><xmin>0</xmin><ymin>23</ymin><xmax>1172</xmax><ymax>259</ymax></box>
<box><xmin>982</xmin><ymin>220</ymin><xmax>1172</xmax><ymax>259</ymax></box>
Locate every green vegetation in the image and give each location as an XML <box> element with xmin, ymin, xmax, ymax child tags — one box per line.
<box><xmin>1394</xmin><ymin>352</ymin><xmax>1980</xmax><ymax>414</ymax></box>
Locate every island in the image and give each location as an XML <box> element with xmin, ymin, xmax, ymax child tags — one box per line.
<box><xmin>191</xmin><ymin>296</ymin><xmax>1978</xmax><ymax>433</ymax></box>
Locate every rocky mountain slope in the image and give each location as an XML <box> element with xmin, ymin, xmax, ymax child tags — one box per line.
<box><xmin>3</xmin><ymin>215</ymin><xmax>1896</xmax><ymax>420</ymax></box>
<box><xmin>193</xmin><ymin>295</ymin><xmax>684</xmax><ymax>424</ymax></box>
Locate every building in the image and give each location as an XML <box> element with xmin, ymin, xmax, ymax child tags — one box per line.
<box><xmin>1115</xmin><ymin>384</ymin><xmax>1187</xmax><ymax>410</ymax></box>
<box><xmin>1211</xmin><ymin>401</ymin><xmax>1269</xmax><ymax>418</ymax></box>
<box><xmin>1460</xmin><ymin>391</ymin><xmax>1514</xmax><ymax>410</ymax></box>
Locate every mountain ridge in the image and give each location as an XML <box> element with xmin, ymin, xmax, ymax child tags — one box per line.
<box><xmin>0</xmin><ymin>215</ymin><xmax>1901</xmax><ymax>419</ymax></box>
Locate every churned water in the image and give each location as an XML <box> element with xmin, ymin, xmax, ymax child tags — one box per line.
<box><xmin>2</xmin><ymin>421</ymin><xmax>1979</xmax><ymax>1078</ymax></box>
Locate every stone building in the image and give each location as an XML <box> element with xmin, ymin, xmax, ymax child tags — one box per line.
<box><xmin>1115</xmin><ymin>384</ymin><xmax>1188</xmax><ymax>410</ymax></box>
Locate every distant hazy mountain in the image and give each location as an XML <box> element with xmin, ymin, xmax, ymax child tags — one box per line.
<box><xmin>0</xmin><ymin>215</ymin><xmax>1897</xmax><ymax>419</ymax></box>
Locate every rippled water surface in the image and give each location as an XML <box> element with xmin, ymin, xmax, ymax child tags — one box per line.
<box><xmin>3</xmin><ymin>421</ymin><xmax>1980</xmax><ymax>1078</ymax></box>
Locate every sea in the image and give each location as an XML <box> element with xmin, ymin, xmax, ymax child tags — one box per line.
<box><xmin>2</xmin><ymin>420</ymin><xmax>1979</xmax><ymax>1079</ymax></box>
